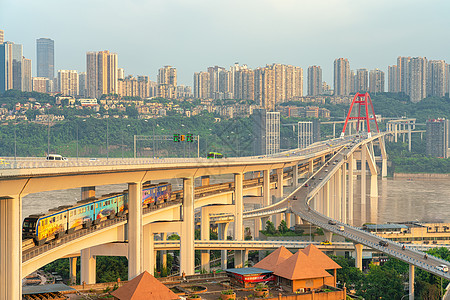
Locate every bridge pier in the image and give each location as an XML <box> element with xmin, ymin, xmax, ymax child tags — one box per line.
<box><xmin>69</xmin><ymin>257</ymin><xmax>77</xmax><ymax>285</ymax></box>
<box><xmin>201</xmin><ymin>206</ymin><xmax>211</xmax><ymax>272</ymax></box>
<box><xmin>143</xmin><ymin>224</ymin><xmax>155</xmax><ymax>275</ymax></box>
<box><xmin>128</xmin><ymin>182</ymin><xmax>143</xmax><ymax>280</ymax></box>
<box><xmin>81</xmin><ymin>186</ymin><xmax>95</xmax><ymax>200</ymax></box>
<box><xmin>263</xmin><ymin>170</ymin><xmax>270</xmax><ymax>206</ymax></box>
<box><xmin>292</xmin><ymin>164</ymin><xmax>299</xmax><ymax>187</ymax></box>
<box><xmin>308</xmin><ymin>159</ymin><xmax>314</xmax><ymax>176</ymax></box>
<box><xmin>409</xmin><ymin>264</ymin><xmax>415</xmax><ymax>300</ymax></box>
<box><xmin>324</xmin><ymin>181</ymin><xmax>330</xmax><ymax>217</ymax></box>
<box><xmin>341</xmin><ymin>164</ymin><xmax>347</xmax><ymax>224</ymax></box>
<box><xmin>81</xmin><ymin>248</ymin><xmax>96</xmax><ymax>284</ymax></box>
<box><xmin>276</xmin><ymin>168</ymin><xmax>283</xmax><ymax>199</ymax></box>
<box><xmin>354</xmin><ymin>243</ymin><xmax>363</xmax><ymax>271</ymax></box>
<box><xmin>361</xmin><ymin>147</ymin><xmax>367</xmax><ymax>211</ymax></box>
<box><xmin>324</xmin><ymin>231</ymin><xmax>333</xmax><ymax>243</ymax></box>
<box><xmin>336</xmin><ymin>169</ymin><xmax>342</xmax><ymax>222</ymax></box>
<box><xmin>218</xmin><ymin>223</ymin><xmax>230</xmax><ymax>270</ymax></box>
<box><xmin>0</xmin><ymin>196</ymin><xmax>22</xmax><ymax>300</ymax></box>
<box><xmin>181</xmin><ymin>177</ymin><xmax>195</xmax><ymax>275</ymax></box>
<box><xmin>348</xmin><ymin>153</ymin><xmax>354</xmax><ymax>225</ymax></box>
<box><xmin>160</xmin><ymin>233</ymin><xmax>167</xmax><ymax>272</ymax></box>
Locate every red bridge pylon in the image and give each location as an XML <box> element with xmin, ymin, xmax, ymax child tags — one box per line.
<box><xmin>341</xmin><ymin>92</ymin><xmax>379</xmax><ymax>138</ymax></box>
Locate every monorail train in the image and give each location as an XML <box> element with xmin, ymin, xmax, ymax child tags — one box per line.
<box><xmin>22</xmin><ymin>182</ymin><xmax>171</xmax><ymax>246</ymax></box>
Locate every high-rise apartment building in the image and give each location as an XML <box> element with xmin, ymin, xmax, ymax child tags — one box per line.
<box><xmin>58</xmin><ymin>70</ymin><xmax>79</xmax><ymax>97</ymax></box>
<box><xmin>334</xmin><ymin>58</ymin><xmax>351</xmax><ymax>96</ymax></box>
<box><xmin>252</xmin><ymin>109</ymin><xmax>280</xmax><ymax>155</ymax></box>
<box><xmin>234</xmin><ymin>68</ymin><xmax>254</xmax><ymax>101</ymax></box>
<box><xmin>86</xmin><ymin>50</ymin><xmax>118</xmax><ymax>98</ymax></box>
<box><xmin>388</xmin><ymin>65</ymin><xmax>399</xmax><ymax>93</ymax></box>
<box><xmin>397</xmin><ymin>56</ymin><xmax>411</xmax><ymax>95</ymax></box>
<box><xmin>0</xmin><ymin>41</ymin><xmax>23</xmax><ymax>93</ymax></box>
<box><xmin>428</xmin><ymin>60</ymin><xmax>446</xmax><ymax>97</ymax></box>
<box><xmin>426</xmin><ymin>118</ymin><xmax>449</xmax><ymax>158</ymax></box>
<box><xmin>22</xmin><ymin>57</ymin><xmax>32</xmax><ymax>92</ymax></box>
<box><xmin>32</xmin><ymin>77</ymin><xmax>50</xmax><ymax>93</ymax></box>
<box><xmin>307</xmin><ymin>66</ymin><xmax>322</xmax><ymax>96</ymax></box>
<box><xmin>369</xmin><ymin>69</ymin><xmax>385</xmax><ymax>93</ymax></box>
<box><xmin>297</xmin><ymin>120</ymin><xmax>321</xmax><ymax>149</ymax></box>
<box><xmin>409</xmin><ymin>57</ymin><xmax>427</xmax><ymax>103</ymax></box>
<box><xmin>157</xmin><ymin>66</ymin><xmax>177</xmax><ymax>99</ymax></box>
<box><xmin>117</xmin><ymin>68</ymin><xmax>124</xmax><ymax>80</ymax></box>
<box><xmin>36</xmin><ymin>38</ymin><xmax>54</xmax><ymax>80</ymax></box>
<box><xmin>0</xmin><ymin>29</ymin><xmax>4</xmax><ymax>44</ymax></box>
<box><xmin>254</xmin><ymin>67</ymin><xmax>275</xmax><ymax>111</ymax></box>
<box><xmin>193</xmin><ymin>72</ymin><xmax>210</xmax><ymax>99</ymax></box>
<box><xmin>78</xmin><ymin>72</ymin><xmax>87</xmax><ymax>97</ymax></box>
<box><xmin>355</xmin><ymin>69</ymin><xmax>368</xmax><ymax>92</ymax></box>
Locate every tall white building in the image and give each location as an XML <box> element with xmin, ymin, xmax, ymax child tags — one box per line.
<box><xmin>22</xmin><ymin>57</ymin><xmax>32</xmax><ymax>92</ymax></box>
<box><xmin>58</xmin><ymin>70</ymin><xmax>79</xmax><ymax>97</ymax></box>
<box><xmin>86</xmin><ymin>50</ymin><xmax>118</xmax><ymax>98</ymax></box>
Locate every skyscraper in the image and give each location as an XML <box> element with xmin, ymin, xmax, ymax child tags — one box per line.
<box><xmin>397</xmin><ymin>56</ymin><xmax>411</xmax><ymax>95</ymax></box>
<box><xmin>58</xmin><ymin>70</ymin><xmax>79</xmax><ymax>97</ymax></box>
<box><xmin>78</xmin><ymin>72</ymin><xmax>87</xmax><ymax>97</ymax></box>
<box><xmin>36</xmin><ymin>38</ymin><xmax>54</xmax><ymax>80</ymax></box>
<box><xmin>254</xmin><ymin>67</ymin><xmax>275</xmax><ymax>111</ymax></box>
<box><xmin>369</xmin><ymin>69</ymin><xmax>385</xmax><ymax>93</ymax></box>
<box><xmin>234</xmin><ymin>68</ymin><xmax>254</xmax><ymax>101</ymax></box>
<box><xmin>334</xmin><ymin>58</ymin><xmax>351</xmax><ymax>96</ymax></box>
<box><xmin>0</xmin><ymin>29</ymin><xmax>4</xmax><ymax>44</ymax></box>
<box><xmin>388</xmin><ymin>65</ymin><xmax>399</xmax><ymax>93</ymax></box>
<box><xmin>252</xmin><ymin>109</ymin><xmax>280</xmax><ymax>155</ymax></box>
<box><xmin>428</xmin><ymin>60</ymin><xmax>446</xmax><ymax>97</ymax></box>
<box><xmin>193</xmin><ymin>72</ymin><xmax>210</xmax><ymax>99</ymax></box>
<box><xmin>157</xmin><ymin>66</ymin><xmax>177</xmax><ymax>99</ymax></box>
<box><xmin>355</xmin><ymin>69</ymin><xmax>368</xmax><ymax>92</ymax></box>
<box><xmin>32</xmin><ymin>77</ymin><xmax>50</xmax><ymax>93</ymax></box>
<box><xmin>307</xmin><ymin>66</ymin><xmax>322</xmax><ymax>96</ymax></box>
<box><xmin>409</xmin><ymin>57</ymin><xmax>427</xmax><ymax>103</ymax></box>
<box><xmin>426</xmin><ymin>118</ymin><xmax>449</xmax><ymax>158</ymax></box>
<box><xmin>22</xmin><ymin>57</ymin><xmax>32</xmax><ymax>92</ymax></box>
<box><xmin>86</xmin><ymin>50</ymin><xmax>118</xmax><ymax>98</ymax></box>
<box><xmin>0</xmin><ymin>41</ymin><xmax>23</xmax><ymax>93</ymax></box>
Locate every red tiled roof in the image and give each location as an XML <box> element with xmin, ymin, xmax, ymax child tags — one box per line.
<box><xmin>273</xmin><ymin>250</ymin><xmax>333</xmax><ymax>280</ymax></box>
<box><xmin>110</xmin><ymin>271</ymin><xmax>179</xmax><ymax>300</ymax></box>
<box><xmin>253</xmin><ymin>246</ymin><xmax>293</xmax><ymax>271</ymax></box>
<box><xmin>301</xmin><ymin>244</ymin><xmax>341</xmax><ymax>270</ymax></box>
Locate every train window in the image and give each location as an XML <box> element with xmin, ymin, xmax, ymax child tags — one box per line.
<box><xmin>53</xmin><ymin>217</ymin><xmax>55</xmax><ymax>222</ymax></box>
<box><xmin>91</xmin><ymin>205</ymin><xmax>94</xmax><ymax>210</ymax></box>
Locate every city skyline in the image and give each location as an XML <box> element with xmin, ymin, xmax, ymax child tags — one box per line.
<box><xmin>1</xmin><ymin>0</ymin><xmax>450</xmax><ymax>85</ymax></box>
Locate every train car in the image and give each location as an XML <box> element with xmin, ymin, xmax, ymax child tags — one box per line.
<box><xmin>155</xmin><ymin>183</ymin><xmax>171</xmax><ymax>204</ymax></box>
<box><xmin>116</xmin><ymin>193</ymin><xmax>126</xmax><ymax>216</ymax></box>
<box><xmin>32</xmin><ymin>210</ymin><xmax>68</xmax><ymax>245</ymax></box>
<box><xmin>67</xmin><ymin>200</ymin><xmax>96</xmax><ymax>232</ymax></box>
<box><xmin>94</xmin><ymin>195</ymin><xmax>119</xmax><ymax>222</ymax></box>
<box><xmin>142</xmin><ymin>184</ymin><xmax>157</xmax><ymax>206</ymax></box>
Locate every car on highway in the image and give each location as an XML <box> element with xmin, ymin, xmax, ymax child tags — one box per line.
<box><xmin>320</xmin><ymin>240</ymin><xmax>332</xmax><ymax>245</ymax></box>
<box><xmin>319</xmin><ymin>177</ymin><xmax>323</xmax><ymax>181</ymax></box>
<box><xmin>437</xmin><ymin>265</ymin><xmax>449</xmax><ymax>272</ymax></box>
<box><xmin>379</xmin><ymin>240</ymin><xmax>389</xmax><ymax>247</ymax></box>
<box><xmin>324</xmin><ymin>169</ymin><xmax>328</xmax><ymax>172</ymax></box>
<box><xmin>338</xmin><ymin>225</ymin><xmax>344</xmax><ymax>231</ymax></box>
<box><xmin>328</xmin><ymin>220</ymin><xmax>337</xmax><ymax>225</ymax></box>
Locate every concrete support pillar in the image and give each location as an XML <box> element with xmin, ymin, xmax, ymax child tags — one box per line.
<box><xmin>218</xmin><ymin>223</ymin><xmax>229</xmax><ymax>270</ymax></box>
<box><xmin>333</xmin><ymin>123</ymin><xmax>336</xmax><ymax>137</ymax></box>
<box><xmin>160</xmin><ymin>233</ymin><xmax>167</xmax><ymax>270</ymax></box>
<box><xmin>408</xmin><ymin>124</ymin><xmax>412</xmax><ymax>152</ymax></box>
<box><xmin>370</xmin><ymin>174</ymin><xmax>378</xmax><ymax>198</ymax></box>
<box><xmin>354</xmin><ymin>243</ymin><xmax>363</xmax><ymax>271</ymax></box>
<box><xmin>321</xmin><ymin>156</ymin><xmax>326</xmax><ymax>164</ymax></box>
<box><xmin>292</xmin><ymin>164</ymin><xmax>299</xmax><ymax>187</ymax></box>
<box><xmin>382</xmin><ymin>157</ymin><xmax>388</xmax><ymax>178</ymax></box>
<box><xmin>295</xmin><ymin>215</ymin><xmax>301</xmax><ymax>225</ymax></box>
<box><xmin>394</xmin><ymin>124</ymin><xmax>398</xmax><ymax>142</ymax></box>
<box><xmin>324</xmin><ymin>231</ymin><xmax>333</xmax><ymax>242</ymax></box>
<box><xmin>69</xmin><ymin>257</ymin><xmax>77</xmax><ymax>285</ymax></box>
<box><xmin>324</xmin><ymin>181</ymin><xmax>330</xmax><ymax>218</ymax></box>
<box><xmin>329</xmin><ymin>176</ymin><xmax>335</xmax><ymax>219</ymax></box>
<box><xmin>81</xmin><ymin>248</ymin><xmax>96</xmax><ymax>284</ymax></box>
<box><xmin>263</xmin><ymin>170</ymin><xmax>270</xmax><ymax>206</ymax></box>
<box><xmin>336</xmin><ymin>169</ymin><xmax>342</xmax><ymax>222</ymax></box>
<box><xmin>81</xmin><ymin>186</ymin><xmax>95</xmax><ymax>200</ymax></box>
<box><xmin>201</xmin><ymin>175</ymin><xmax>210</xmax><ymax>186</ymax></box>
<box><xmin>308</xmin><ymin>159</ymin><xmax>314</xmax><ymax>176</ymax></box>
<box><xmin>201</xmin><ymin>207</ymin><xmax>210</xmax><ymax>272</ymax></box>
<box><xmin>348</xmin><ymin>155</ymin><xmax>354</xmax><ymax>225</ymax></box>
<box><xmin>128</xmin><ymin>182</ymin><xmax>142</xmax><ymax>280</ymax></box>
<box><xmin>254</xmin><ymin>218</ymin><xmax>261</xmax><ymax>240</ymax></box>
<box><xmin>0</xmin><ymin>196</ymin><xmax>21</xmax><ymax>300</ymax></box>
<box><xmin>342</xmin><ymin>164</ymin><xmax>347</xmax><ymax>224</ymax></box>
<box><xmin>234</xmin><ymin>250</ymin><xmax>244</xmax><ymax>268</ymax></box>
<box><xmin>181</xmin><ymin>177</ymin><xmax>195</xmax><ymax>275</ymax></box>
<box><xmin>234</xmin><ymin>173</ymin><xmax>244</xmax><ymax>241</ymax></box>
<box><xmin>361</xmin><ymin>148</ymin><xmax>367</xmax><ymax>208</ymax></box>
<box><xmin>409</xmin><ymin>264</ymin><xmax>415</xmax><ymax>300</ymax></box>
<box><xmin>276</xmin><ymin>168</ymin><xmax>283</xmax><ymax>199</ymax></box>
<box><xmin>285</xmin><ymin>213</ymin><xmax>291</xmax><ymax>228</ymax></box>
<box><xmin>143</xmin><ymin>224</ymin><xmax>155</xmax><ymax>275</ymax></box>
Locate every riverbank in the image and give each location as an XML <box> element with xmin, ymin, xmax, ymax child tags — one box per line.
<box><xmin>394</xmin><ymin>173</ymin><xmax>450</xmax><ymax>179</ymax></box>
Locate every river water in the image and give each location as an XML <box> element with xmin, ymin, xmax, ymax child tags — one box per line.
<box><xmin>22</xmin><ymin>177</ymin><xmax>450</xmax><ymax>227</ymax></box>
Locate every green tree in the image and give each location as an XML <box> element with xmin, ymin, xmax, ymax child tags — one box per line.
<box><xmin>278</xmin><ymin>220</ymin><xmax>289</xmax><ymax>234</ymax></box>
<box><xmin>356</xmin><ymin>264</ymin><xmax>403</xmax><ymax>300</ymax></box>
<box><xmin>265</xmin><ymin>220</ymin><xmax>276</xmax><ymax>235</ymax></box>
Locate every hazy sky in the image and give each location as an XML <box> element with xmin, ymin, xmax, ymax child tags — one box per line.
<box><xmin>1</xmin><ymin>0</ymin><xmax>450</xmax><ymax>86</ymax></box>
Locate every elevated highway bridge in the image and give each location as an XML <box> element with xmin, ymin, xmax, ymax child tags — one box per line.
<box><xmin>0</xmin><ymin>128</ymin><xmax>442</xmax><ymax>300</ymax></box>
